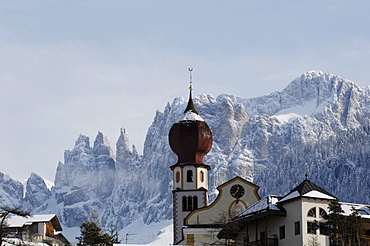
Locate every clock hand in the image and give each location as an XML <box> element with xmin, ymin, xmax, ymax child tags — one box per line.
<box><xmin>232</xmin><ymin>186</ymin><xmax>240</xmax><ymax>196</ymax></box>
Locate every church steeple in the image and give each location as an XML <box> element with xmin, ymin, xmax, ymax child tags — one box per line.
<box><xmin>169</xmin><ymin>69</ymin><xmax>213</xmax><ymax>244</ymax></box>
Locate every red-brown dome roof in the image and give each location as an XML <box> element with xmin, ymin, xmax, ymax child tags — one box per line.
<box><xmin>169</xmin><ymin>90</ymin><xmax>212</xmax><ymax>169</ymax></box>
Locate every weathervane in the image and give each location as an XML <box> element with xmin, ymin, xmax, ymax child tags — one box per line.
<box><xmin>188</xmin><ymin>68</ymin><xmax>193</xmax><ymax>91</ymax></box>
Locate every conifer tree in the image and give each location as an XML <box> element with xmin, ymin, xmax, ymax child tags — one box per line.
<box><xmin>327</xmin><ymin>200</ymin><xmax>365</xmax><ymax>246</ymax></box>
<box><xmin>76</xmin><ymin>221</ymin><xmax>116</xmax><ymax>246</ymax></box>
<box><xmin>327</xmin><ymin>199</ymin><xmax>344</xmax><ymax>246</ymax></box>
<box><xmin>346</xmin><ymin>208</ymin><xmax>364</xmax><ymax>246</ymax></box>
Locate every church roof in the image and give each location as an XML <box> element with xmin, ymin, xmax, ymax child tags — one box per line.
<box><xmin>237</xmin><ymin>195</ymin><xmax>285</xmax><ymax>219</ymax></box>
<box><xmin>279</xmin><ymin>178</ymin><xmax>336</xmax><ymax>203</ymax></box>
<box><xmin>169</xmin><ymin>85</ymin><xmax>212</xmax><ymax>166</ymax></box>
<box><xmin>184</xmin><ymin>89</ymin><xmax>198</xmax><ymax>114</ymax></box>
<box><xmin>175</xmin><ymin>89</ymin><xmax>204</xmax><ymax>122</ymax></box>
<box><xmin>218</xmin><ymin>195</ymin><xmax>285</xmax><ymax>239</ymax></box>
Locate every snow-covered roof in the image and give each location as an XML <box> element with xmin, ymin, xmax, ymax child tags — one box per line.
<box><xmin>279</xmin><ymin>179</ymin><xmax>336</xmax><ymax>203</ymax></box>
<box><xmin>237</xmin><ymin>195</ymin><xmax>284</xmax><ymax>219</ymax></box>
<box><xmin>279</xmin><ymin>191</ymin><xmax>300</xmax><ymax>203</ymax></box>
<box><xmin>6</xmin><ymin>214</ymin><xmax>62</xmax><ymax>231</ymax></box>
<box><xmin>176</xmin><ymin>110</ymin><xmax>204</xmax><ymax>122</ymax></box>
<box><xmin>304</xmin><ymin>190</ymin><xmax>336</xmax><ymax>200</ymax></box>
<box><xmin>340</xmin><ymin>202</ymin><xmax>370</xmax><ymax>219</ymax></box>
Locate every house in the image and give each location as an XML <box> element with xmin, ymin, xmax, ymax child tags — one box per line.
<box><xmin>218</xmin><ymin>178</ymin><xmax>370</xmax><ymax>246</ymax></box>
<box><xmin>5</xmin><ymin>214</ymin><xmax>70</xmax><ymax>246</ymax></box>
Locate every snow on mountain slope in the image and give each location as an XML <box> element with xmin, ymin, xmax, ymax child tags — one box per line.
<box><xmin>0</xmin><ymin>172</ymin><xmax>23</xmax><ymax>207</ymax></box>
<box><xmin>273</xmin><ymin>98</ymin><xmax>329</xmax><ymax>122</ymax></box>
<box><xmin>1</xmin><ymin>70</ymin><xmax>370</xmax><ymax>244</ymax></box>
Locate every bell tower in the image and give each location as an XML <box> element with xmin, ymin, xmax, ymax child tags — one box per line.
<box><xmin>169</xmin><ymin>69</ymin><xmax>213</xmax><ymax>244</ymax></box>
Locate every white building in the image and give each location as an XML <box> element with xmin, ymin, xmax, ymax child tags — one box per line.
<box><xmin>218</xmin><ymin>178</ymin><xmax>370</xmax><ymax>246</ymax></box>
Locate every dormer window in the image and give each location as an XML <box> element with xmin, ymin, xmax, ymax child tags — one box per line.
<box><xmin>307</xmin><ymin>207</ymin><xmax>316</xmax><ymax>217</ymax></box>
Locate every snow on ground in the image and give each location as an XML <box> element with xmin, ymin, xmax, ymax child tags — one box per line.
<box><xmin>115</xmin><ymin>219</ymin><xmax>173</xmax><ymax>245</ymax></box>
<box><xmin>61</xmin><ymin>218</ymin><xmax>173</xmax><ymax>245</ymax></box>
<box><xmin>2</xmin><ymin>238</ymin><xmax>48</xmax><ymax>246</ymax></box>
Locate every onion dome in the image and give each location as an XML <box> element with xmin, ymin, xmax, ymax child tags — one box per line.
<box><xmin>169</xmin><ymin>89</ymin><xmax>213</xmax><ymax>169</ymax></box>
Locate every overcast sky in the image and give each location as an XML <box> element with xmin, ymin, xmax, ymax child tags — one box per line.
<box><xmin>1</xmin><ymin>1</ymin><xmax>370</xmax><ymax>182</ymax></box>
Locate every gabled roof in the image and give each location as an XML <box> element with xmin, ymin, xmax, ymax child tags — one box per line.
<box><xmin>6</xmin><ymin>214</ymin><xmax>63</xmax><ymax>231</ymax></box>
<box><xmin>279</xmin><ymin>179</ymin><xmax>336</xmax><ymax>203</ymax></box>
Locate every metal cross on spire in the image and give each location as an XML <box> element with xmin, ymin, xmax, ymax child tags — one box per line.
<box><xmin>188</xmin><ymin>68</ymin><xmax>193</xmax><ymax>91</ymax></box>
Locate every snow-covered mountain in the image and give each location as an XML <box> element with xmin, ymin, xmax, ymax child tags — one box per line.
<box><xmin>1</xmin><ymin>70</ymin><xmax>370</xmax><ymax>243</ymax></box>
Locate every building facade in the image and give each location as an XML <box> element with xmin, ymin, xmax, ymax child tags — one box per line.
<box><xmin>219</xmin><ymin>178</ymin><xmax>370</xmax><ymax>246</ymax></box>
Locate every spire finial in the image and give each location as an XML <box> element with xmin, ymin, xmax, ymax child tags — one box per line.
<box><xmin>184</xmin><ymin>68</ymin><xmax>198</xmax><ymax>114</ymax></box>
<box><xmin>305</xmin><ymin>174</ymin><xmax>308</xmax><ymax>180</ymax></box>
<box><xmin>188</xmin><ymin>68</ymin><xmax>193</xmax><ymax>91</ymax></box>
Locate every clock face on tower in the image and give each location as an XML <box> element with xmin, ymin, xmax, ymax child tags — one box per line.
<box><xmin>230</xmin><ymin>184</ymin><xmax>245</xmax><ymax>199</ymax></box>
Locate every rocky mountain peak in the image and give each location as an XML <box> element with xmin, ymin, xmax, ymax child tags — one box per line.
<box><xmin>93</xmin><ymin>131</ymin><xmax>115</xmax><ymax>159</ymax></box>
<box><xmin>1</xmin><ymin>71</ymin><xmax>370</xmax><ymax>239</ymax></box>
<box><xmin>0</xmin><ymin>172</ymin><xmax>23</xmax><ymax>207</ymax></box>
<box><xmin>24</xmin><ymin>172</ymin><xmax>51</xmax><ymax>209</ymax></box>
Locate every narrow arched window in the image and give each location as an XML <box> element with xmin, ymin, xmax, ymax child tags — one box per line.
<box><xmin>188</xmin><ymin>196</ymin><xmax>193</xmax><ymax>211</ymax></box>
<box><xmin>200</xmin><ymin>171</ymin><xmax>204</xmax><ymax>183</ymax></box>
<box><xmin>187</xmin><ymin>170</ymin><xmax>193</xmax><ymax>182</ymax></box>
<box><xmin>182</xmin><ymin>196</ymin><xmax>187</xmax><ymax>211</ymax></box>
<box><xmin>182</xmin><ymin>196</ymin><xmax>198</xmax><ymax>211</ymax></box>
<box><xmin>176</xmin><ymin>171</ymin><xmax>180</xmax><ymax>183</ymax></box>
<box><xmin>193</xmin><ymin>196</ymin><xmax>198</xmax><ymax>210</ymax></box>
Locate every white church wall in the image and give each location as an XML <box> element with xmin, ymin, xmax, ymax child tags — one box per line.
<box><xmin>301</xmin><ymin>198</ymin><xmax>330</xmax><ymax>246</ymax></box>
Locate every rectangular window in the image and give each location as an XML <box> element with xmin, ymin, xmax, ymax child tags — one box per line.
<box><xmin>320</xmin><ymin>223</ymin><xmax>329</xmax><ymax>235</ymax></box>
<box><xmin>279</xmin><ymin>226</ymin><xmax>285</xmax><ymax>239</ymax></box>
<box><xmin>307</xmin><ymin>222</ymin><xmax>316</xmax><ymax>234</ymax></box>
<box><xmin>260</xmin><ymin>231</ymin><xmax>265</xmax><ymax>246</ymax></box>
<box><xmin>295</xmin><ymin>221</ymin><xmax>300</xmax><ymax>235</ymax></box>
<box><xmin>260</xmin><ymin>231</ymin><xmax>265</xmax><ymax>240</ymax></box>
